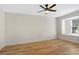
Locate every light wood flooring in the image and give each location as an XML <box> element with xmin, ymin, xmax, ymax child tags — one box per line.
<box><xmin>0</xmin><ymin>39</ymin><xmax>79</xmax><ymax>55</ymax></box>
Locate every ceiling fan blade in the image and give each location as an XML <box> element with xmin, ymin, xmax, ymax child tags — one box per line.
<box><xmin>40</xmin><ymin>5</ymin><xmax>45</xmax><ymax>9</ymax></box>
<box><xmin>49</xmin><ymin>4</ymin><xmax>56</xmax><ymax>9</ymax></box>
<box><xmin>49</xmin><ymin>10</ymin><xmax>56</xmax><ymax>12</ymax></box>
<box><xmin>38</xmin><ymin>10</ymin><xmax>45</xmax><ymax>13</ymax></box>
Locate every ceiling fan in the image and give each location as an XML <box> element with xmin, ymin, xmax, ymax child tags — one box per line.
<box><xmin>38</xmin><ymin>4</ymin><xmax>56</xmax><ymax>14</ymax></box>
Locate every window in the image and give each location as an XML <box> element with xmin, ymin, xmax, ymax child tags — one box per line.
<box><xmin>72</xmin><ymin>19</ymin><xmax>79</xmax><ymax>34</ymax></box>
<box><xmin>62</xmin><ymin>16</ymin><xmax>79</xmax><ymax>36</ymax></box>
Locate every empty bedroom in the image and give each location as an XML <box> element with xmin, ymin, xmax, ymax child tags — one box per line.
<box><xmin>0</xmin><ymin>4</ymin><xmax>79</xmax><ymax>55</ymax></box>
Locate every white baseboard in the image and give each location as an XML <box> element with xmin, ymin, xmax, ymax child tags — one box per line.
<box><xmin>5</xmin><ymin>36</ymin><xmax>56</xmax><ymax>46</ymax></box>
<box><xmin>59</xmin><ymin>35</ymin><xmax>79</xmax><ymax>44</ymax></box>
<box><xmin>62</xmin><ymin>38</ymin><xmax>79</xmax><ymax>44</ymax></box>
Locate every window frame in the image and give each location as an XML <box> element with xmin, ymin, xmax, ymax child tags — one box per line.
<box><xmin>61</xmin><ymin>16</ymin><xmax>79</xmax><ymax>36</ymax></box>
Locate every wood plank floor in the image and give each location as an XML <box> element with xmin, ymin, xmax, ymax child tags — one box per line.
<box><xmin>0</xmin><ymin>39</ymin><xmax>79</xmax><ymax>55</ymax></box>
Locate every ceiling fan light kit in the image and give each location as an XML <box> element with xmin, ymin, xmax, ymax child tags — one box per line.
<box><xmin>45</xmin><ymin>10</ymin><xmax>49</xmax><ymax>14</ymax></box>
<box><xmin>38</xmin><ymin>4</ymin><xmax>56</xmax><ymax>14</ymax></box>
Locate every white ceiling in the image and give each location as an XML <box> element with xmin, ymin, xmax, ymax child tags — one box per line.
<box><xmin>0</xmin><ymin>4</ymin><xmax>79</xmax><ymax>17</ymax></box>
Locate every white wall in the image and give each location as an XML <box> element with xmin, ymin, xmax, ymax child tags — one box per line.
<box><xmin>0</xmin><ymin>12</ymin><xmax>5</xmax><ymax>49</ymax></box>
<box><xmin>5</xmin><ymin>13</ymin><xmax>56</xmax><ymax>46</ymax></box>
<box><xmin>56</xmin><ymin>10</ymin><xmax>79</xmax><ymax>44</ymax></box>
